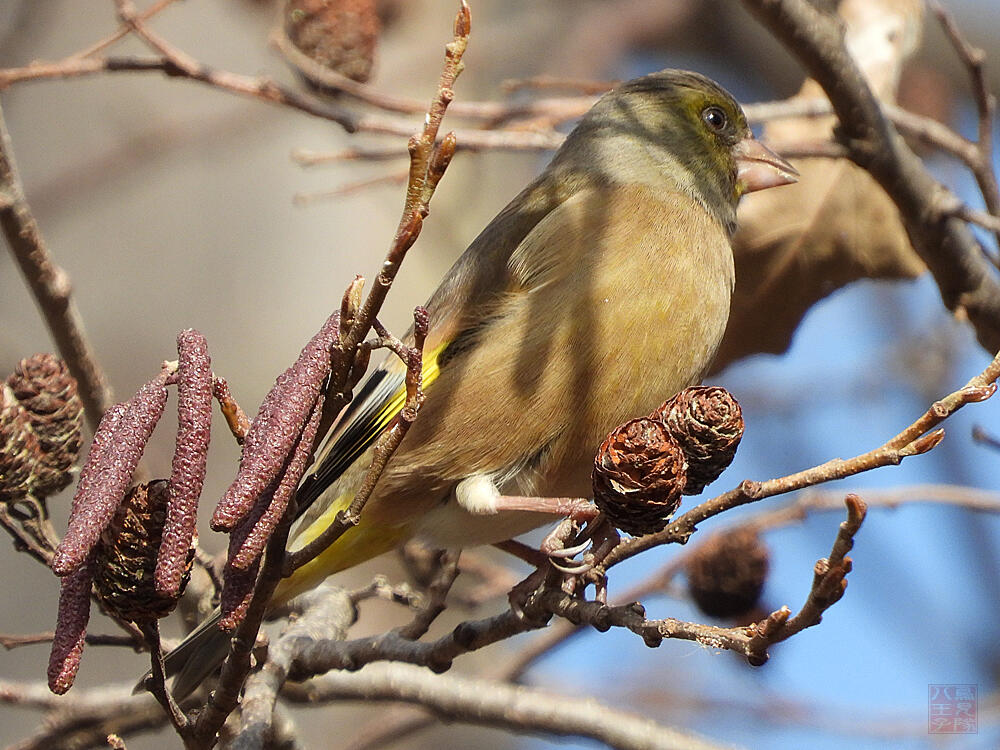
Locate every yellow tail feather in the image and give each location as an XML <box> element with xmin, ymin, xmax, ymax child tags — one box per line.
<box><xmin>273</xmin><ymin>494</ymin><xmax>411</xmax><ymax>605</ymax></box>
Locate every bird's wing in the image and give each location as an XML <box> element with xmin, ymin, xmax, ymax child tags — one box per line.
<box><xmin>292</xmin><ymin>173</ymin><xmax>587</xmax><ymax>521</ymax></box>
<box><xmin>292</xmin><ymin>343</ymin><xmax>446</xmax><ymax>518</ymax></box>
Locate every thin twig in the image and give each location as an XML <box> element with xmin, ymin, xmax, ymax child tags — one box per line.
<box><xmin>270</xmin><ymin>23</ymin><xmax>595</xmax><ymax>125</ymax></box>
<box><xmin>73</xmin><ymin>0</ymin><xmax>181</xmax><ymax>60</ymax></box>
<box><xmin>930</xmin><ymin>1</ymin><xmax>1000</xmax><ymax>250</ymax></box>
<box><xmin>0</xmin><ymin>496</ymin><xmax>57</xmax><ymax>566</ymax></box>
<box><xmin>348</xmin><ymin>574</ymin><xmax>424</xmax><ymax>609</ymax></box>
<box><xmin>972</xmin><ymin>425</ymin><xmax>1000</xmax><ymax>451</ymax></box>
<box><xmin>190</xmin><ymin>501</ymin><xmax>298</xmax><ymax>747</ymax></box>
<box><xmin>0</xmin><ymin>101</ymin><xmax>113</xmax><ymax>432</ymax></box>
<box><xmin>0</xmin><ymin>631</ymin><xmax>139</xmax><ymax>650</ymax></box>
<box><xmin>599</xmin><ymin>350</ymin><xmax>1000</xmax><ymax>572</ymax></box>
<box><xmin>950</xmin><ymin>202</ymin><xmax>1000</xmax><ymax>235</ymax></box>
<box><xmin>500</xmin><ymin>556</ymin><xmax>686</xmax><ymax>682</ymax></box>
<box><xmin>394</xmin><ymin>551</ymin><xmax>460</xmax><ymax>641</ymax></box>
<box><xmin>292</xmin><ymin>170</ymin><xmax>408</xmax><ymax>206</ymax></box>
<box><xmin>285</xmin><ymin>662</ymin><xmax>739</xmax><ymax>750</ymax></box>
<box><xmin>340</xmin><ymin>3</ymin><xmax>469</xmax><ymax>354</ymax></box>
<box><xmin>138</xmin><ymin>622</ymin><xmax>188</xmax><ymax>734</ymax></box>
<box><xmin>767</xmin><ymin>494</ymin><xmax>865</xmax><ymax>643</ymax></box>
<box><xmin>500</xmin><ymin>74</ymin><xmax>620</xmax><ymax>95</ymax></box>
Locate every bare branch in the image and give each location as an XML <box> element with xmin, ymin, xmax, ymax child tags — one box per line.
<box><xmin>340</xmin><ymin>2</ymin><xmax>470</xmax><ymax>354</ymax></box>
<box><xmin>0</xmin><ymin>631</ymin><xmax>139</xmax><ymax>650</ymax></box>
<box><xmin>599</xmin><ymin>349</ymin><xmax>1000</xmax><ymax>571</ymax></box>
<box><xmin>234</xmin><ymin>586</ymin><xmax>355</xmax><ymax>750</ymax></box>
<box><xmin>769</xmin><ymin>494</ymin><xmax>866</xmax><ymax>642</ymax></box>
<box><xmin>288</xmin><ymin>662</ymin><xmax>740</xmax><ymax>750</ymax></box>
<box><xmin>138</xmin><ymin>622</ymin><xmax>188</xmax><ymax>734</ymax></box>
<box><xmin>0</xmin><ymin>31</ymin><xmax>358</xmax><ymax>133</ymax></box>
<box><xmin>0</xmin><ymin>101</ymin><xmax>113</xmax><ymax>432</ymax></box>
<box><xmin>931</xmin><ymin>1</ymin><xmax>1000</xmax><ymax>248</ymax></box>
<box><xmin>0</xmin><ymin>679</ymin><xmax>166</xmax><ymax>749</ymax></box>
<box><xmin>741</xmin><ymin>0</ymin><xmax>1000</xmax><ymax>353</ymax></box>
<box><xmin>72</xmin><ymin>0</ymin><xmax>181</xmax><ymax>60</ymax></box>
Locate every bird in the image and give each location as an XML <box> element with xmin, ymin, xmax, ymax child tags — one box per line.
<box><xmin>162</xmin><ymin>68</ymin><xmax>797</xmax><ymax>696</ymax></box>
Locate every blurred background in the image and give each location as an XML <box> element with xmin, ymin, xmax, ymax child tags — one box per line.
<box><xmin>2</xmin><ymin>1</ymin><xmax>1000</xmax><ymax>748</ymax></box>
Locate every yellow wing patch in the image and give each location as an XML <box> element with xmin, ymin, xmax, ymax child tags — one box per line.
<box><xmin>332</xmin><ymin>341</ymin><xmax>447</xmax><ymax>472</ymax></box>
<box><xmin>277</xmin><ymin>341</ymin><xmax>447</xmax><ymax>606</ymax></box>
<box><xmin>292</xmin><ymin>341</ymin><xmax>451</xmax><ymax>523</ymax></box>
<box><xmin>373</xmin><ymin>341</ymin><xmax>446</xmax><ymax>433</ymax></box>
<box><xmin>275</xmin><ymin>492</ymin><xmax>411</xmax><ymax>605</ymax></box>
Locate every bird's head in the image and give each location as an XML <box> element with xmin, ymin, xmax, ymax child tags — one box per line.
<box><xmin>560</xmin><ymin>69</ymin><xmax>798</xmax><ymax>232</ymax></box>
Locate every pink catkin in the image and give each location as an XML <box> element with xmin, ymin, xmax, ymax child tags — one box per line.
<box><xmin>211</xmin><ymin>313</ymin><xmax>339</xmax><ymax>531</ymax></box>
<box><xmin>47</xmin><ymin>554</ymin><xmax>95</xmax><ymax>694</ymax></box>
<box><xmin>219</xmin><ymin>494</ymin><xmax>269</xmax><ymax>630</ymax></box>
<box><xmin>230</xmin><ymin>393</ymin><xmax>326</xmax><ymax>570</ymax></box>
<box><xmin>63</xmin><ymin>404</ymin><xmax>126</xmax><ymax>522</ymax></box>
<box><xmin>218</xmin><ymin>562</ymin><xmax>258</xmax><ymax>632</ymax></box>
<box><xmin>51</xmin><ymin>375</ymin><xmax>168</xmax><ymax>576</ymax></box>
<box><xmin>50</xmin><ymin>403</ymin><xmax>126</xmax><ymax>576</ymax></box>
<box><xmin>156</xmin><ymin>330</ymin><xmax>213</xmax><ymax>597</ymax></box>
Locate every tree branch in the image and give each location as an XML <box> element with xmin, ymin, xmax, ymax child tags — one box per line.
<box><xmin>285</xmin><ymin>662</ymin><xmax>740</xmax><ymax>750</ymax></box>
<box><xmin>600</xmin><ymin>348</ymin><xmax>1000</xmax><ymax>571</ymax></box>
<box><xmin>0</xmin><ymin>101</ymin><xmax>113</xmax><ymax>433</ymax></box>
<box><xmin>234</xmin><ymin>586</ymin><xmax>355</xmax><ymax>750</ymax></box>
<box><xmin>741</xmin><ymin>0</ymin><xmax>1000</xmax><ymax>353</ymax></box>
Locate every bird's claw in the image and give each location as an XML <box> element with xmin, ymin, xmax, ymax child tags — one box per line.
<box><xmin>549</xmin><ymin>557</ymin><xmax>594</xmax><ymax>575</ymax></box>
<box><xmin>546</xmin><ymin>537</ymin><xmax>593</xmax><ymax>559</ymax></box>
<box><xmin>541</xmin><ymin>515</ymin><xmax>613</xmax><ymax>575</ymax></box>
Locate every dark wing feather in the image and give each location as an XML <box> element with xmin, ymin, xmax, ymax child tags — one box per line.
<box><xmin>293</xmin><ymin>365</ymin><xmax>403</xmax><ymax>519</ymax></box>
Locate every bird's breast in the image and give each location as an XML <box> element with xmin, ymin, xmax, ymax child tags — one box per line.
<box><xmin>527</xmin><ymin>186</ymin><xmax>736</xmax><ymax>499</ymax></box>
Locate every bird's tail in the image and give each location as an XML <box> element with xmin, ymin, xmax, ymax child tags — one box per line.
<box><xmin>134</xmin><ymin>609</ymin><xmax>230</xmax><ymax>700</ymax></box>
<box><xmin>167</xmin><ymin>610</ymin><xmax>231</xmax><ymax>700</ymax></box>
<box><xmin>140</xmin><ymin>511</ymin><xmax>406</xmax><ymax>699</ymax></box>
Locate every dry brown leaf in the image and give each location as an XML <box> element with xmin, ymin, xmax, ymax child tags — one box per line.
<box><xmin>713</xmin><ymin>0</ymin><xmax>927</xmax><ymax>371</ymax></box>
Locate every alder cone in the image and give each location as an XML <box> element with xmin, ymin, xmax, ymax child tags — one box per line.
<box><xmin>652</xmin><ymin>386</ymin><xmax>743</xmax><ymax>495</ymax></box>
<box><xmin>592</xmin><ymin>417</ymin><xmax>687</xmax><ymax>536</ymax></box>
<box><xmin>686</xmin><ymin>527</ymin><xmax>770</xmax><ymax>619</ymax></box>
<box><xmin>93</xmin><ymin>481</ymin><xmax>193</xmax><ymax>623</ymax></box>
<box><xmin>0</xmin><ymin>384</ymin><xmax>38</xmax><ymax>501</ymax></box>
<box><xmin>7</xmin><ymin>354</ymin><xmax>83</xmax><ymax>497</ymax></box>
<box><xmin>285</xmin><ymin>0</ymin><xmax>380</xmax><ymax>84</ymax></box>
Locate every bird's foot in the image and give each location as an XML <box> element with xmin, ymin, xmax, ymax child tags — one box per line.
<box><xmin>542</xmin><ymin>515</ymin><xmax>618</xmax><ymax>579</ymax></box>
<box><xmin>484</xmin><ymin>493</ymin><xmax>600</xmax><ymax>521</ymax></box>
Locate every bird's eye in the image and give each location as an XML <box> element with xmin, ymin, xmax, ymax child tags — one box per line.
<box><xmin>702</xmin><ymin>105</ymin><xmax>728</xmax><ymax>133</ymax></box>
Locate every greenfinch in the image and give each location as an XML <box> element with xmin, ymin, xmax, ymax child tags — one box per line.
<box><xmin>166</xmin><ymin>69</ymin><xmax>796</xmax><ymax>695</ymax></box>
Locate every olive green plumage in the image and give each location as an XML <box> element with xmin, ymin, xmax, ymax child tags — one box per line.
<box><xmin>163</xmin><ymin>68</ymin><xmax>796</xmax><ymax>697</ymax></box>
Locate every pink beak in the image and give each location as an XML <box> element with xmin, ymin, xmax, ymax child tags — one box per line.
<box><xmin>733</xmin><ymin>137</ymin><xmax>799</xmax><ymax>194</ymax></box>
